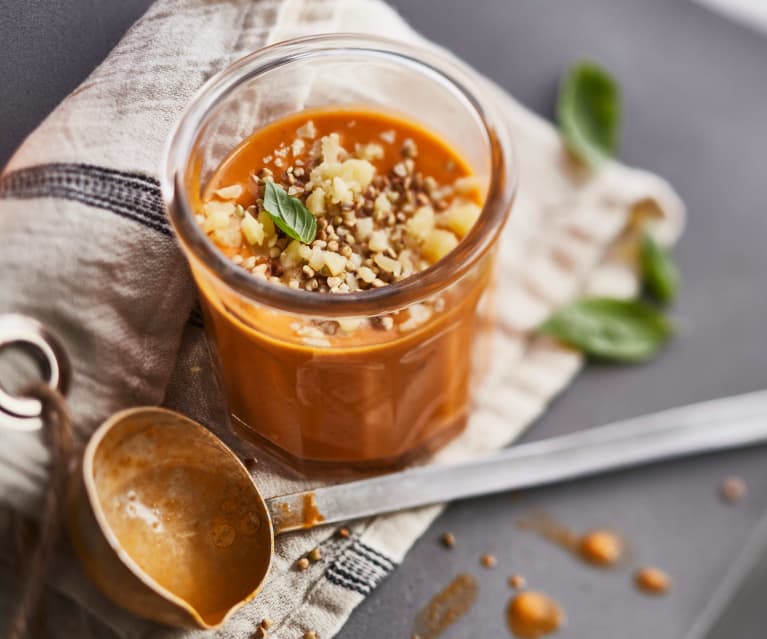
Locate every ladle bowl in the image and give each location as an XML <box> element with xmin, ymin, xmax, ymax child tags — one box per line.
<box><xmin>67</xmin><ymin>408</ymin><xmax>273</xmax><ymax>629</ymax></box>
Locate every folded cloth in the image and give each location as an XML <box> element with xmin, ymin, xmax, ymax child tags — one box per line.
<box><xmin>0</xmin><ymin>0</ymin><xmax>685</xmax><ymax>637</ymax></box>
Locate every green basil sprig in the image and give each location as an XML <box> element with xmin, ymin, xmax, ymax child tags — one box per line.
<box><xmin>545</xmin><ymin>62</ymin><xmax>680</xmax><ymax>364</ymax></box>
<box><xmin>263</xmin><ymin>180</ymin><xmax>317</xmax><ymax>244</ymax></box>
<box><xmin>641</xmin><ymin>233</ymin><xmax>680</xmax><ymax>306</ymax></box>
<box><xmin>539</xmin><ymin>298</ymin><xmax>672</xmax><ymax>363</ymax></box>
<box><xmin>558</xmin><ymin>61</ymin><xmax>621</xmax><ymax>168</ymax></box>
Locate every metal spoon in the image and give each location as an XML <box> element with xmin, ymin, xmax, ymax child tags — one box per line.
<box><xmin>4</xmin><ymin>314</ymin><xmax>767</xmax><ymax>628</ymax></box>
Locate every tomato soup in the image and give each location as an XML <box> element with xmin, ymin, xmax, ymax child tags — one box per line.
<box><xmin>194</xmin><ymin>106</ymin><xmax>496</xmax><ymax>470</ymax></box>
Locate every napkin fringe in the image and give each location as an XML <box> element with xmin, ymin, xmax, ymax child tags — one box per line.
<box><xmin>325</xmin><ymin>538</ymin><xmax>396</xmax><ymax>596</ymax></box>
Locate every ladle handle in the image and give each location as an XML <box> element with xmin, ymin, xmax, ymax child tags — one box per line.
<box><xmin>267</xmin><ymin>390</ymin><xmax>767</xmax><ymax>534</ymax></box>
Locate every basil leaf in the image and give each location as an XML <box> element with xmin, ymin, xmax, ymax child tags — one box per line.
<box><xmin>641</xmin><ymin>233</ymin><xmax>680</xmax><ymax>306</ymax></box>
<box><xmin>557</xmin><ymin>61</ymin><xmax>621</xmax><ymax>168</ymax></box>
<box><xmin>539</xmin><ymin>298</ymin><xmax>672</xmax><ymax>363</ymax></box>
<box><xmin>263</xmin><ymin>181</ymin><xmax>317</xmax><ymax>244</ymax></box>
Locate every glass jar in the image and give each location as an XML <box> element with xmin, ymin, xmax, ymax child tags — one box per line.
<box><xmin>162</xmin><ymin>34</ymin><xmax>517</xmax><ymax>473</ymax></box>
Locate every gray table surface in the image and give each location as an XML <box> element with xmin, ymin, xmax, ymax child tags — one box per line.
<box><xmin>2</xmin><ymin>1</ymin><xmax>767</xmax><ymax>638</ymax></box>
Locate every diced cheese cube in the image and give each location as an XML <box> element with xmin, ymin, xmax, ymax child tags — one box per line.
<box><xmin>323</xmin><ymin>251</ymin><xmax>348</xmax><ymax>276</ymax></box>
<box><xmin>355</xmin><ymin>217</ymin><xmax>374</xmax><ymax>240</ymax></box>
<box><xmin>405</xmin><ymin>206</ymin><xmax>435</xmax><ymax>242</ymax></box>
<box><xmin>298</xmin><ymin>244</ymin><xmax>312</xmax><ymax>260</ymax></box>
<box><xmin>358</xmin><ymin>266</ymin><xmax>376</xmax><ymax>283</ymax></box>
<box><xmin>331</xmin><ymin>177</ymin><xmax>353</xmax><ymax>204</ymax></box>
<box><xmin>345</xmin><ymin>273</ymin><xmax>360</xmax><ymax>292</ymax></box>
<box><xmin>241</xmin><ymin>214</ymin><xmax>265</xmax><ymax>245</ymax></box>
<box><xmin>348</xmin><ymin>252</ymin><xmax>363</xmax><ymax>269</ymax></box>
<box><xmin>339</xmin><ymin>159</ymin><xmax>375</xmax><ymax>190</ymax></box>
<box><xmin>296</xmin><ymin>120</ymin><xmax>317</xmax><ymax>139</ymax></box>
<box><xmin>308</xmin><ymin>247</ymin><xmax>325</xmax><ymax>271</ymax></box>
<box><xmin>291</xmin><ymin>138</ymin><xmax>306</xmax><ymax>156</ymax></box>
<box><xmin>307</xmin><ymin>166</ymin><xmax>329</xmax><ymax>192</ymax></box>
<box><xmin>398</xmin><ymin>249</ymin><xmax>416</xmax><ymax>276</ymax></box>
<box><xmin>213</xmin><ymin>218</ymin><xmax>243</xmax><ymax>247</ymax></box>
<box><xmin>374</xmin><ymin>193</ymin><xmax>392</xmax><ymax>216</ymax></box>
<box><xmin>306</xmin><ymin>187</ymin><xmax>326</xmax><ymax>216</ymax></box>
<box><xmin>281</xmin><ymin>240</ymin><xmax>305</xmax><ymax>268</ymax></box>
<box><xmin>438</xmin><ymin>200</ymin><xmax>481</xmax><ymax>238</ymax></box>
<box><xmin>213</xmin><ymin>184</ymin><xmax>243</xmax><ymax>200</ymax></box>
<box><xmin>368</xmin><ymin>230</ymin><xmax>390</xmax><ymax>253</ymax></box>
<box><xmin>203</xmin><ymin>200</ymin><xmax>236</xmax><ymax>231</ymax></box>
<box><xmin>321</xmin><ymin>133</ymin><xmax>342</xmax><ymax>163</ymax></box>
<box><xmin>313</xmin><ymin>158</ymin><xmax>376</xmax><ymax>194</ymax></box>
<box><xmin>453</xmin><ymin>176</ymin><xmax>481</xmax><ymax>196</ymax></box>
<box><xmin>257</xmin><ymin>209</ymin><xmax>276</xmax><ymax>237</ymax></box>
<box><xmin>422</xmin><ymin>229</ymin><xmax>459</xmax><ymax>262</ymax></box>
<box><xmin>374</xmin><ymin>254</ymin><xmax>403</xmax><ymax>277</ymax></box>
<box><xmin>355</xmin><ymin>143</ymin><xmax>384</xmax><ymax>161</ymax></box>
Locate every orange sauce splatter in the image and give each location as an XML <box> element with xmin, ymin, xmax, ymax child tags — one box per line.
<box><xmin>506</xmin><ymin>591</ymin><xmax>565</xmax><ymax>638</ymax></box>
<box><xmin>414</xmin><ymin>573</ymin><xmax>478</xmax><ymax>639</ymax></box>
<box><xmin>635</xmin><ymin>566</ymin><xmax>671</xmax><ymax>595</ymax></box>
<box><xmin>577</xmin><ymin>529</ymin><xmax>623</xmax><ymax>567</ymax></box>
<box><xmin>517</xmin><ymin>513</ymin><xmax>624</xmax><ymax>567</ymax></box>
<box><xmin>272</xmin><ymin>492</ymin><xmax>325</xmax><ymax>532</ymax></box>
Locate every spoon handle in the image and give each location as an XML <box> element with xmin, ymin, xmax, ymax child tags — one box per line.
<box><xmin>268</xmin><ymin>390</ymin><xmax>767</xmax><ymax>534</ymax></box>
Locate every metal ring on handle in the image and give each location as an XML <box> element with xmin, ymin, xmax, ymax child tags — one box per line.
<box><xmin>0</xmin><ymin>314</ymin><xmax>71</xmax><ymax>432</ymax></box>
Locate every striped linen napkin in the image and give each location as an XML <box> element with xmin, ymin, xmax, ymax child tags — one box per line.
<box><xmin>0</xmin><ymin>0</ymin><xmax>684</xmax><ymax>637</ymax></box>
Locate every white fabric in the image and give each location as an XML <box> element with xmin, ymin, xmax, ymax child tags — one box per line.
<box><xmin>695</xmin><ymin>0</ymin><xmax>767</xmax><ymax>34</ymax></box>
<box><xmin>0</xmin><ymin>0</ymin><xmax>684</xmax><ymax>637</ymax></box>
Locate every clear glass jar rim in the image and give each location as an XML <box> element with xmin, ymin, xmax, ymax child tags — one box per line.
<box><xmin>161</xmin><ymin>33</ymin><xmax>518</xmax><ymax>317</ymax></box>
